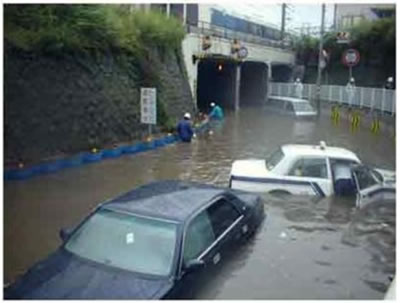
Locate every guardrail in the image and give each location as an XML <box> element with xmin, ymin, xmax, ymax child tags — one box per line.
<box><xmin>186</xmin><ymin>21</ymin><xmax>292</xmax><ymax>50</ymax></box>
<box><xmin>268</xmin><ymin>82</ymin><xmax>396</xmax><ymax>115</ymax></box>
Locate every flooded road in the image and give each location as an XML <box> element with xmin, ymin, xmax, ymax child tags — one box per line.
<box><xmin>4</xmin><ymin>107</ymin><xmax>395</xmax><ymax>299</ymax></box>
<box><xmin>190</xmin><ymin>196</ymin><xmax>395</xmax><ymax>299</ymax></box>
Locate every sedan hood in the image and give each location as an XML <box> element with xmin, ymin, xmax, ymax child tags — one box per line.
<box><xmin>231</xmin><ymin>159</ymin><xmax>267</xmax><ymax>177</ymax></box>
<box><xmin>5</xmin><ymin>249</ymin><xmax>173</xmax><ymax>299</ymax></box>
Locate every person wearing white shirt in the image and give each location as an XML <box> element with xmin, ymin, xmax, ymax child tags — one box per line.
<box><xmin>333</xmin><ymin>164</ymin><xmax>355</xmax><ymax>196</ymax></box>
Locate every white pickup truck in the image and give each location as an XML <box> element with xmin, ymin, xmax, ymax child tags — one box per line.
<box><xmin>229</xmin><ymin>142</ymin><xmax>395</xmax><ymax>207</ymax></box>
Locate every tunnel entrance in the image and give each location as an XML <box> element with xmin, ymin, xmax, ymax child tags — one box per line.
<box><xmin>197</xmin><ymin>58</ymin><xmax>270</xmax><ymax>111</ymax></box>
<box><xmin>239</xmin><ymin>61</ymin><xmax>269</xmax><ymax>106</ymax></box>
<box><xmin>197</xmin><ymin>58</ymin><xmax>236</xmax><ymax>112</ymax></box>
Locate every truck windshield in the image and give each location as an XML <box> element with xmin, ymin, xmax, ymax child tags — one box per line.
<box><xmin>266</xmin><ymin>148</ymin><xmax>284</xmax><ymax>170</ymax></box>
<box><xmin>65</xmin><ymin>209</ymin><xmax>177</xmax><ymax>276</ymax></box>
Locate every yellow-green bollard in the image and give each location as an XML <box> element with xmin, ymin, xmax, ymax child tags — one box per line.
<box><xmin>331</xmin><ymin>106</ymin><xmax>340</xmax><ymax>126</ymax></box>
<box><xmin>350</xmin><ymin>110</ymin><xmax>360</xmax><ymax>132</ymax></box>
<box><xmin>370</xmin><ymin>118</ymin><xmax>380</xmax><ymax>134</ymax></box>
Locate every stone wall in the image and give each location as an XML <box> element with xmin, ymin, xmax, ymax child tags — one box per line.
<box><xmin>4</xmin><ymin>44</ymin><xmax>194</xmax><ymax>166</ymax></box>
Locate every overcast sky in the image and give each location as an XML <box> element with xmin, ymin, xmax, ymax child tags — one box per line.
<box><xmin>216</xmin><ymin>3</ymin><xmax>335</xmax><ymax>32</ymax></box>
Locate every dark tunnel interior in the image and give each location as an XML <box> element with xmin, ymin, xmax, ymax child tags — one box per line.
<box><xmin>240</xmin><ymin>62</ymin><xmax>268</xmax><ymax>106</ymax></box>
<box><xmin>197</xmin><ymin>59</ymin><xmax>269</xmax><ymax>112</ymax></box>
<box><xmin>271</xmin><ymin>64</ymin><xmax>292</xmax><ymax>82</ymax></box>
<box><xmin>197</xmin><ymin>59</ymin><xmax>236</xmax><ymax>112</ymax></box>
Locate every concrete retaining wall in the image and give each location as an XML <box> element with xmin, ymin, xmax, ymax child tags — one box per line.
<box><xmin>4</xmin><ymin>44</ymin><xmax>194</xmax><ymax>166</ymax></box>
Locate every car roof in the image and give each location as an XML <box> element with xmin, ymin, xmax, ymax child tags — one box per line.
<box><xmin>269</xmin><ymin>96</ymin><xmax>310</xmax><ymax>103</ymax></box>
<box><xmin>281</xmin><ymin>144</ymin><xmax>360</xmax><ymax>162</ymax></box>
<box><xmin>101</xmin><ymin>181</ymin><xmax>227</xmax><ymax>223</ymax></box>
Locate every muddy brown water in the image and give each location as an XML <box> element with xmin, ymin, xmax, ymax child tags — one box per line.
<box><xmin>4</xmin><ymin>107</ymin><xmax>395</xmax><ymax>299</ymax></box>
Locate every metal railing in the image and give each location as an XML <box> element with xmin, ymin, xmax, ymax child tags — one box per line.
<box><xmin>268</xmin><ymin>82</ymin><xmax>396</xmax><ymax>115</ymax></box>
<box><xmin>186</xmin><ymin>21</ymin><xmax>292</xmax><ymax>51</ymax></box>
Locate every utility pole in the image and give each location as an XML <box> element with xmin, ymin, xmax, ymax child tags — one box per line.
<box><xmin>281</xmin><ymin>3</ymin><xmax>286</xmax><ymax>40</ymax></box>
<box><xmin>333</xmin><ymin>4</ymin><xmax>338</xmax><ymax>30</ymax></box>
<box><xmin>316</xmin><ymin>3</ymin><xmax>326</xmax><ymax>117</ymax></box>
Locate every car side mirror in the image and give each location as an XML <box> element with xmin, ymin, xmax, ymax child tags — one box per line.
<box><xmin>59</xmin><ymin>228</ymin><xmax>72</xmax><ymax>242</ymax></box>
<box><xmin>184</xmin><ymin>259</ymin><xmax>205</xmax><ymax>273</ymax></box>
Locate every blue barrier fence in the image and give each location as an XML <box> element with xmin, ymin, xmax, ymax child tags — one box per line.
<box><xmin>4</xmin><ymin>134</ymin><xmax>181</xmax><ymax>181</ymax></box>
<box><xmin>5</xmin><ymin>122</ymin><xmax>211</xmax><ymax>181</ymax></box>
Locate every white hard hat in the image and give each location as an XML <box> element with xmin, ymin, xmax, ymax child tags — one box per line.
<box><xmin>210</xmin><ymin>102</ymin><xmax>215</xmax><ymax>107</ymax></box>
<box><xmin>184</xmin><ymin>112</ymin><xmax>191</xmax><ymax>119</ymax></box>
<box><xmin>296</xmin><ymin>78</ymin><xmax>300</xmax><ymax>82</ymax></box>
<box><xmin>388</xmin><ymin>77</ymin><xmax>393</xmax><ymax>82</ymax></box>
<box><xmin>350</xmin><ymin>77</ymin><xmax>355</xmax><ymax>82</ymax></box>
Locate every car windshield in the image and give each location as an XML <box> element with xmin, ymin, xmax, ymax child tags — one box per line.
<box><xmin>293</xmin><ymin>102</ymin><xmax>314</xmax><ymax>112</ymax></box>
<box><xmin>266</xmin><ymin>148</ymin><xmax>284</xmax><ymax>170</ymax></box>
<box><xmin>65</xmin><ymin>209</ymin><xmax>178</xmax><ymax>276</ymax></box>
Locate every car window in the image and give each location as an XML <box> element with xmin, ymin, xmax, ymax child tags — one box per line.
<box><xmin>206</xmin><ymin>198</ymin><xmax>241</xmax><ymax>238</ymax></box>
<box><xmin>266</xmin><ymin>148</ymin><xmax>284</xmax><ymax>170</ymax></box>
<box><xmin>285</xmin><ymin>102</ymin><xmax>294</xmax><ymax>112</ymax></box>
<box><xmin>353</xmin><ymin>167</ymin><xmax>379</xmax><ymax>190</ymax></box>
<box><xmin>289</xmin><ymin>157</ymin><xmax>328</xmax><ymax>178</ymax></box>
<box><xmin>183</xmin><ymin>211</ymin><xmax>215</xmax><ymax>264</ymax></box>
<box><xmin>329</xmin><ymin>158</ymin><xmax>359</xmax><ymax>166</ymax></box>
<box><xmin>65</xmin><ymin>209</ymin><xmax>177</xmax><ymax>276</ymax></box>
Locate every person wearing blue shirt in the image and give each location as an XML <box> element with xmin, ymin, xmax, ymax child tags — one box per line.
<box><xmin>209</xmin><ymin>102</ymin><xmax>224</xmax><ymax>120</ymax></box>
<box><xmin>176</xmin><ymin>112</ymin><xmax>195</xmax><ymax>142</ymax></box>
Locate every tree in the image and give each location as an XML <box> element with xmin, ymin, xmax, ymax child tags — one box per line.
<box><xmin>293</xmin><ymin>34</ymin><xmax>319</xmax><ymax>67</ymax></box>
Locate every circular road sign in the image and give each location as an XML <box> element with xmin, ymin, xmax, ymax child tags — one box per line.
<box><xmin>237</xmin><ymin>46</ymin><xmax>248</xmax><ymax>59</ymax></box>
<box><xmin>342</xmin><ymin>49</ymin><xmax>360</xmax><ymax>67</ymax></box>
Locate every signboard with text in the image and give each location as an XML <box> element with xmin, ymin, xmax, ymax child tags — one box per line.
<box><xmin>140</xmin><ymin>87</ymin><xmax>157</xmax><ymax>125</ymax></box>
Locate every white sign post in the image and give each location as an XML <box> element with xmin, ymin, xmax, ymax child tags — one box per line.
<box><xmin>140</xmin><ymin>87</ymin><xmax>157</xmax><ymax>137</ymax></box>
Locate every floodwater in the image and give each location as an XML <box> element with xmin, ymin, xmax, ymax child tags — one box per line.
<box><xmin>4</xmin><ymin>107</ymin><xmax>395</xmax><ymax>299</ymax></box>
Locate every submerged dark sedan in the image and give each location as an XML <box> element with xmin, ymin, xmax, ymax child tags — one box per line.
<box><xmin>5</xmin><ymin>180</ymin><xmax>265</xmax><ymax>299</ymax></box>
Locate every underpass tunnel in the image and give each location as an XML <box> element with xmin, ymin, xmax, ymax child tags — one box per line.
<box><xmin>271</xmin><ymin>64</ymin><xmax>293</xmax><ymax>82</ymax></box>
<box><xmin>197</xmin><ymin>58</ymin><xmax>237</xmax><ymax>112</ymax></box>
<box><xmin>240</xmin><ymin>61</ymin><xmax>269</xmax><ymax>106</ymax></box>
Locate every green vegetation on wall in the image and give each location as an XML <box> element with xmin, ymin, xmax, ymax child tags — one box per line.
<box><xmin>4</xmin><ymin>4</ymin><xmax>193</xmax><ymax>164</ymax></box>
<box><xmin>4</xmin><ymin>4</ymin><xmax>186</xmax><ymax>56</ymax></box>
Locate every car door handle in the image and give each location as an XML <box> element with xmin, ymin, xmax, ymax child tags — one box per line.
<box><xmin>212</xmin><ymin>253</ymin><xmax>221</xmax><ymax>265</ymax></box>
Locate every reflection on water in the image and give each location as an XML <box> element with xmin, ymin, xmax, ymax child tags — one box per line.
<box><xmin>4</xmin><ymin>108</ymin><xmax>395</xmax><ymax>299</ymax></box>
